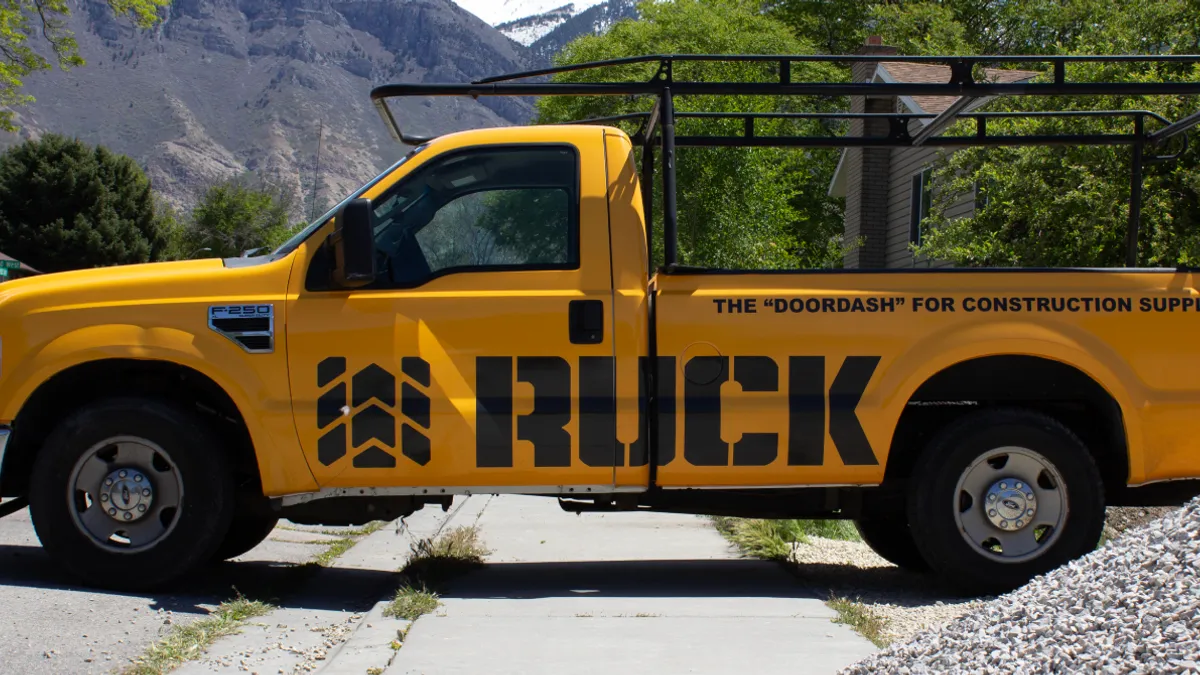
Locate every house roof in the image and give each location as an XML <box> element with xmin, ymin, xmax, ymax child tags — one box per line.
<box><xmin>827</xmin><ymin>61</ymin><xmax>1041</xmax><ymax>198</ymax></box>
<box><xmin>879</xmin><ymin>62</ymin><xmax>1041</xmax><ymax>115</ymax></box>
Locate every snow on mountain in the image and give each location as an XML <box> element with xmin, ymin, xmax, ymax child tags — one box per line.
<box><xmin>451</xmin><ymin>0</ymin><xmax>605</xmax><ymax>28</ymax></box>
<box><xmin>496</xmin><ymin>5</ymin><xmax>579</xmax><ymax>46</ymax></box>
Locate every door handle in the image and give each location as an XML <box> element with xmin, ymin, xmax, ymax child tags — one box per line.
<box><xmin>569</xmin><ymin>299</ymin><xmax>604</xmax><ymax>344</ymax></box>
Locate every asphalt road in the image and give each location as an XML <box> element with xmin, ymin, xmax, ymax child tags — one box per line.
<box><xmin>0</xmin><ymin>502</ymin><xmax>375</xmax><ymax>674</ymax></box>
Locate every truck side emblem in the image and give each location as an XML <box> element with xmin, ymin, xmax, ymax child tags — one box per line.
<box><xmin>208</xmin><ymin>305</ymin><xmax>274</xmax><ymax>353</ymax></box>
<box><xmin>315</xmin><ymin>356</ymin><xmax>432</xmax><ymax>468</ymax></box>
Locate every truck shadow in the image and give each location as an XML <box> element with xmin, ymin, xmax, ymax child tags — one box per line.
<box><xmin>0</xmin><ymin>544</ymin><xmax>985</xmax><ymax>616</ymax></box>
<box><xmin>0</xmin><ymin>543</ymin><xmax>396</xmax><ymax>615</ymax></box>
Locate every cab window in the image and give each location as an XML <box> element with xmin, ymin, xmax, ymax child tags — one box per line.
<box><xmin>363</xmin><ymin>145</ymin><xmax>579</xmax><ymax>288</ymax></box>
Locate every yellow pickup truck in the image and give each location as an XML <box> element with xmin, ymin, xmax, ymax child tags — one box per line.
<box><xmin>2</xmin><ymin>54</ymin><xmax>1199</xmax><ymax>595</ymax></box>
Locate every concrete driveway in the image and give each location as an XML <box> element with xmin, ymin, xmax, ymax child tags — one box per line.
<box><xmin>387</xmin><ymin>495</ymin><xmax>876</xmax><ymax>674</ymax></box>
<box><xmin>0</xmin><ymin>504</ymin><xmax>391</xmax><ymax>674</ymax></box>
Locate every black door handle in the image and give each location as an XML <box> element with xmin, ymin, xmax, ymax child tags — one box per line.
<box><xmin>569</xmin><ymin>299</ymin><xmax>604</xmax><ymax>344</ymax></box>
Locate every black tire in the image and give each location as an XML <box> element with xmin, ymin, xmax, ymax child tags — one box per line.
<box><xmin>854</xmin><ymin>513</ymin><xmax>930</xmax><ymax>572</ymax></box>
<box><xmin>29</xmin><ymin>397</ymin><xmax>235</xmax><ymax>591</ymax></box>
<box><xmin>907</xmin><ymin>407</ymin><xmax>1105</xmax><ymax>596</ymax></box>
<box><xmin>212</xmin><ymin>495</ymin><xmax>279</xmax><ymax>562</ymax></box>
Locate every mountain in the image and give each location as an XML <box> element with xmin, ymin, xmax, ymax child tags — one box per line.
<box><xmin>528</xmin><ymin>0</ymin><xmax>638</xmax><ymax>64</ymax></box>
<box><xmin>5</xmin><ymin>0</ymin><xmax>535</xmax><ymax>218</ymax></box>
<box><xmin>452</xmin><ymin>1</ymin><xmax>605</xmax><ymax>37</ymax></box>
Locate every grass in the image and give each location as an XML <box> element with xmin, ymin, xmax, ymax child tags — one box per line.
<box><xmin>125</xmin><ymin>519</ymin><xmax>388</xmax><ymax>673</ymax></box>
<box><xmin>384</xmin><ymin>586</ymin><xmax>441</xmax><ymax>620</ymax></box>
<box><xmin>308</xmin><ymin>520</ymin><xmax>387</xmax><ymax>567</ymax></box>
<box><xmin>382</xmin><ymin>525</ymin><xmax>490</xmax><ymax>623</ymax></box>
<box><xmin>712</xmin><ymin>517</ymin><xmax>861</xmax><ymax>559</ymax></box>
<box><xmin>122</xmin><ymin>595</ymin><xmax>273</xmax><ymax>675</ymax></box>
<box><xmin>828</xmin><ymin>594</ymin><xmax>891</xmax><ymax>648</ymax></box>
<box><xmin>713</xmin><ymin>517</ymin><xmax>888</xmax><ymax>648</ymax></box>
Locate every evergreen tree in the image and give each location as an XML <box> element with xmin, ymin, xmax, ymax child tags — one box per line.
<box><xmin>0</xmin><ymin>134</ymin><xmax>175</xmax><ymax>273</ymax></box>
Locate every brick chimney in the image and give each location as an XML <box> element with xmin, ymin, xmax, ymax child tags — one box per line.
<box><xmin>842</xmin><ymin>36</ymin><xmax>898</xmax><ymax>269</ymax></box>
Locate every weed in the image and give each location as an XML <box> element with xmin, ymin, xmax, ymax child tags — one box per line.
<box><xmin>308</xmin><ymin>521</ymin><xmax>387</xmax><ymax>567</ymax></box>
<box><xmin>123</xmin><ymin>594</ymin><xmax>272</xmax><ymax>675</ymax></box>
<box><xmin>712</xmin><ymin>517</ymin><xmax>860</xmax><ymax>559</ymax></box>
<box><xmin>828</xmin><ymin>594</ymin><xmax>890</xmax><ymax>648</ymax></box>
<box><xmin>367</xmin><ymin>668</ymin><xmax>385</xmax><ymax>675</ymax></box>
<box><xmin>401</xmin><ymin>525</ymin><xmax>490</xmax><ymax>589</ymax></box>
<box><xmin>382</xmin><ymin>525</ymin><xmax>490</xmax><ymax>625</ymax></box>
<box><xmin>384</xmin><ymin>586</ymin><xmax>441</xmax><ymax>620</ymax></box>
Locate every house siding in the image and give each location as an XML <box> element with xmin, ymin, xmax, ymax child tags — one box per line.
<box><xmin>883</xmin><ymin>126</ymin><xmax>975</xmax><ymax>268</ymax></box>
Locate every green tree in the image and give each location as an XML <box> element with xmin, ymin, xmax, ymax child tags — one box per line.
<box><xmin>540</xmin><ymin>0</ymin><xmax>848</xmax><ymax>270</ymax></box>
<box><xmin>0</xmin><ymin>0</ymin><xmax>169</xmax><ymax>130</ymax></box>
<box><xmin>182</xmin><ymin>175</ymin><xmax>296</xmax><ymax>259</ymax></box>
<box><xmin>0</xmin><ymin>134</ymin><xmax>175</xmax><ymax>272</ymax></box>
<box><xmin>772</xmin><ymin>0</ymin><xmax>1200</xmax><ymax>267</ymax></box>
<box><xmin>905</xmin><ymin>1</ymin><xmax>1200</xmax><ymax>266</ymax></box>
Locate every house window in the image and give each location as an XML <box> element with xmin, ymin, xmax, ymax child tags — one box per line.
<box><xmin>909</xmin><ymin>167</ymin><xmax>933</xmax><ymax>245</ymax></box>
<box><xmin>974</xmin><ymin>178</ymin><xmax>992</xmax><ymax>211</ymax></box>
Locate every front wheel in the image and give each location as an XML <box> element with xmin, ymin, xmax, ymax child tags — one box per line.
<box><xmin>29</xmin><ymin>397</ymin><xmax>235</xmax><ymax>591</ymax></box>
<box><xmin>907</xmin><ymin>408</ymin><xmax>1105</xmax><ymax>595</ymax></box>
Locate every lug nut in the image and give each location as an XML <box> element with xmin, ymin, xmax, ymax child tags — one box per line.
<box><xmin>108</xmin><ymin>508</ymin><xmax>117</xmax><ymax>516</ymax></box>
<box><xmin>138</xmin><ymin>504</ymin><xmax>146</xmax><ymax>513</ymax></box>
<box><xmin>1027</xmin><ymin>493</ymin><xmax>1035</xmax><ymax>501</ymax></box>
<box><xmin>1000</xmin><ymin>482</ymin><xmax>1007</xmax><ymax>489</ymax></box>
<box><xmin>1015</xmin><ymin>482</ymin><xmax>1023</xmax><ymax>489</ymax></box>
<box><xmin>119</xmin><ymin>470</ymin><xmax>127</xmax><ymax>479</ymax></box>
<box><xmin>105</xmin><ymin>479</ymin><xmax>113</xmax><ymax>487</ymax></box>
<box><xmin>134</xmin><ymin>475</ymin><xmax>142</xmax><ymax>482</ymax></box>
<box><xmin>989</xmin><ymin>509</ymin><xmax>998</xmax><ymax>517</ymax></box>
<box><xmin>1016</xmin><ymin>520</ymin><xmax>1024</xmax><ymax>528</ymax></box>
<box><xmin>100</xmin><ymin>494</ymin><xmax>109</xmax><ymax>502</ymax></box>
<box><xmin>988</xmin><ymin>494</ymin><xmax>997</xmax><ymax>503</ymax></box>
<box><xmin>123</xmin><ymin>512</ymin><xmax>132</xmax><ymax>521</ymax></box>
<box><xmin>1026</xmin><ymin>509</ymin><xmax>1034</xmax><ymax>516</ymax></box>
<box><xmin>142</xmin><ymin>489</ymin><xmax>150</xmax><ymax>497</ymax></box>
<box><xmin>1000</xmin><ymin>520</ymin><xmax>1010</xmax><ymax>529</ymax></box>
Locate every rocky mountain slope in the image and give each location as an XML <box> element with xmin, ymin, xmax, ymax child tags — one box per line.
<box><xmin>5</xmin><ymin>0</ymin><xmax>535</xmax><ymax>218</ymax></box>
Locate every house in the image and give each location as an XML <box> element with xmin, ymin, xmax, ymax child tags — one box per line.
<box><xmin>828</xmin><ymin>38</ymin><xmax>1038</xmax><ymax>268</ymax></box>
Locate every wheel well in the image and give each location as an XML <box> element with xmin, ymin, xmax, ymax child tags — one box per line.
<box><xmin>884</xmin><ymin>355</ymin><xmax>1129</xmax><ymax>503</ymax></box>
<box><xmin>1</xmin><ymin>359</ymin><xmax>260</xmax><ymax>498</ymax></box>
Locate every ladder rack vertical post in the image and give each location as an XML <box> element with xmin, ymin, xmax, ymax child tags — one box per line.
<box><xmin>642</xmin><ymin>140</ymin><xmax>656</xmax><ymax>274</ymax></box>
<box><xmin>661</xmin><ymin>87</ymin><xmax>679</xmax><ymax>267</ymax></box>
<box><xmin>1126</xmin><ymin>115</ymin><xmax>1145</xmax><ymax>267</ymax></box>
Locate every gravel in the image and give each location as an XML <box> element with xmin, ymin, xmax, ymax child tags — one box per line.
<box><xmin>840</xmin><ymin>496</ymin><xmax>1200</xmax><ymax>674</ymax></box>
<box><xmin>789</xmin><ymin>537</ymin><xmax>985</xmax><ymax>644</ymax></box>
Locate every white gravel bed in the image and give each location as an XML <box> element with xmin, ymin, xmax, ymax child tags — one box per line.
<box><xmin>840</xmin><ymin>497</ymin><xmax>1200</xmax><ymax>674</ymax></box>
<box><xmin>789</xmin><ymin>536</ymin><xmax>985</xmax><ymax>644</ymax></box>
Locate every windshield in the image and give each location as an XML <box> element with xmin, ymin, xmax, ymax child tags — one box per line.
<box><xmin>269</xmin><ymin>144</ymin><xmax>428</xmax><ymax>259</ymax></box>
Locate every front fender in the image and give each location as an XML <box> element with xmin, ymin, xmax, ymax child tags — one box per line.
<box><xmin>0</xmin><ymin>323</ymin><xmax>318</xmax><ymax>495</ymax></box>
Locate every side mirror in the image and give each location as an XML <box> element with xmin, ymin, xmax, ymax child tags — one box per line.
<box><xmin>331</xmin><ymin>198</ymin><xmax>376</xmax><ymax>287</ymax></box>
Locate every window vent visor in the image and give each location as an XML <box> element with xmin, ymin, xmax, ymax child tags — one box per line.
<box><xmin>208</xmin><ymin>305</ymin><xmax>275</xmax><ymax>354</ymax></box>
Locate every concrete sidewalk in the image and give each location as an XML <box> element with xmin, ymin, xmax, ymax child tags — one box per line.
<box><xmin>386</xmin><ymin>495</ymin><xmax>876</xmax><ymax>675</ymax></box>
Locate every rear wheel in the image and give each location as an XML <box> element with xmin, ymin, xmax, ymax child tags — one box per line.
<box><xmin>29</xmin><ymin>397</ymin><xmax>235</xmax><ymax>591</ymax></box>
<box><xmin>907</xmin><ymin>408</ymin><xmax>1105</xmax><ymax>595</ymax></box>
<box><xmin>854</xmin><ymin>512</ymin><xmax>929</xmax><ymax>572</ymax></box>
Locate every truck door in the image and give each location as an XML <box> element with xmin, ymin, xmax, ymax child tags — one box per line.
<box><xmin>284</xmin><ymin>130</ymin><xmax>618</xmax><ymax>491</ymax></box>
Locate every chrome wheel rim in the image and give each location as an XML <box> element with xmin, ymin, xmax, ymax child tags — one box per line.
<box><xmin>67</xmin><ymin>436</ymin><xmax>183</xmax><ymax>553</ymax></box>
<box><xmin>952</xmin><ymin>446</ymin><xmax>1067</xmax><ymax>564</ymax></box>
